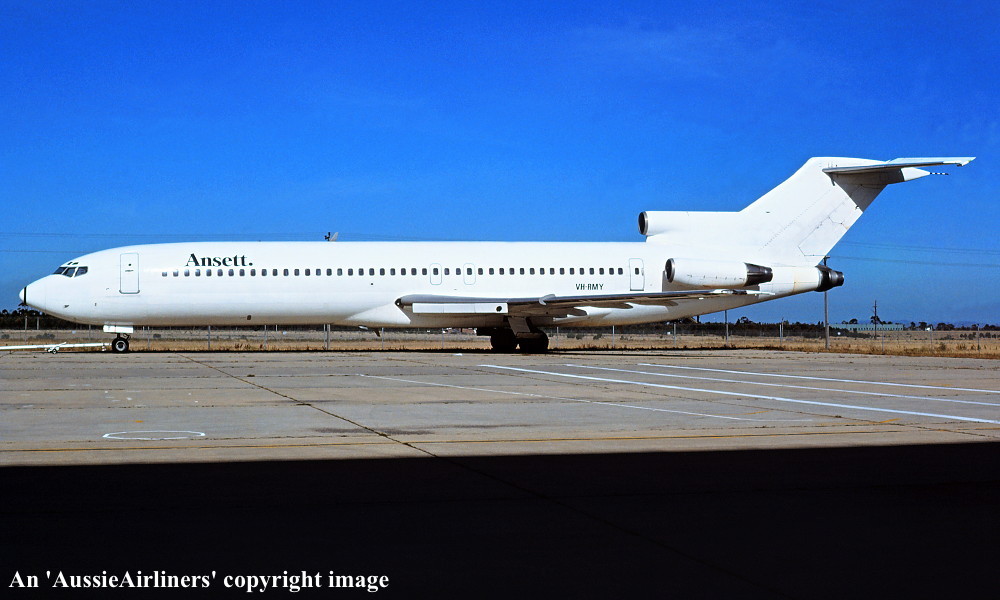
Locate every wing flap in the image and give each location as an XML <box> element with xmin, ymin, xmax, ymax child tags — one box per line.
<box><xmin>397</xmin><ymin>290</ymin><xmax>768</xmax><ymax>317</ymax></box>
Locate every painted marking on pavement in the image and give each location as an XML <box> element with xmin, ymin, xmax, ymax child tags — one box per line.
<box><xmin>637</xmin><ymin>363</ymin><xmax>1000</xmax><ymax>395</ymax></box>
<box><xmin>359</xmin><ymin>374</ymin><xmax>810</xmax><ymax>422</ymax></box>
<box><xmin>481</xmin><ymin>365</ymin><xmax>1000</xmax><ymax>425</ymax></box>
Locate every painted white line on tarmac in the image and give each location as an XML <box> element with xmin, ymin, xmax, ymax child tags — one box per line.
<box><xmin>638</xmin><ymin>363</ymin><xmax>1000</xmax><ymax>395</ymax></box>
<box><xmin>482</xmin><ymin>365</ymin><xmax>1000</xmax><ymax>425</ymax></box>
<box><xmin>358</xmin><ymin>375</ymin><xmax>810</xmax><ymax>422</ymax></box>
<box><xmin>568</xmin><ymin>365</ymin><xmax>1000</xmax><ymax>408</ymax></box>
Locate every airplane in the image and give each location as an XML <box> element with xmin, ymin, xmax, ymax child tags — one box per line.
<box><xmin>18</xmin><ymin>156</ymin><xmax>974</xmax><ymax>353</ymax></box>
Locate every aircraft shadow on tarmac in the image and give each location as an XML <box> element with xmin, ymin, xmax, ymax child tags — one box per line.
<box><xmin>3</xmin><ymin>442</ymin><xmax>997</xmax><ymax>598</ymax></box>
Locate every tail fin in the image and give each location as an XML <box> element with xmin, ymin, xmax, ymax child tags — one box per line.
<box><xmin>641</xmin><ymin>157</ymin><xmax>974</xmax><ymax>264</ymax></box>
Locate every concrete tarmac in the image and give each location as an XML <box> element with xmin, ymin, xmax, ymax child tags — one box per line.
<box><xmin>2</xmin><ymin>349</ymin><xmax>999</xmax><ymax>597</ymax></box>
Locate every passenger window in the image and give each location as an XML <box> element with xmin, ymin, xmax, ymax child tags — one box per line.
<box><xmin>337</xmin><ymin>268</ymin><xmax>343</xmax><ymax>276</ymax></box>
<box><xmin>294</xmin><ymin>269</ymin><xmax>300</xmax><ymax>276</ymax></box>
<box><xmin>207</xmin><ymin>269</ymin><xmax>213</xmax><ymax>277</ymax></box>
<box><xmin>477</xmin><ymin>268</ymin><xmax>483</xmax><ymax>275</ymax></box>
<box><xmin>184</xmin><ymin>269</ymin><xmax>190</xmax><ymax>277</ymax></box>
<box><xmin>520</xmin><ymin>268</ymin><xmax>525</xmax><ymax>275</ymax></box>
<box><xmin>283</xmin><ymin>269</ymin><xmax>289</xmax><ymax>276</ymax></box>
<box><xmin>499</xmin><ymin>268</ymin><xmax>505</xmax><ymax>275</ymax></box>
<box><xmin>217</xmin><ymin>269</ymin><xmax>223</xmax><ymax>276</ymax></box>
<box><xmin>634</xmin><ymin>268</ymin><xmax>639</xmax><ymax>275</ymax></box>
<box><xmin>390</xmin><ymin>268</ymin><xmax>395</xmax><ymax>276</ymax></box>
<box><xmin>249</xmin><ymin>269</ymin><xmax>255</xmax><ymax>276</ymax></box>
<box><xmin>305</xmin><ymin>269</ymin><xmax>310</xmax><ymax>276</ymax></box>
<box><xmin>488</xmin><ymin>268</ymin><xmax>494</xmax><ymax>275</ymax></box>
<box><xmin>570</xmin><ymin>268</ymin><xmax>575</xmax><ymax>275</ymax></box>
<box><xmin>589</xmin><ymin>268</ymin><xmax>595</xmax><ymax>275</ymax></box>
<box><xmin>162</xmin><ymin>271</ymin><xmax>167</xmax><ymax>277</ymax></box>
<box><xmin>559</xmin><ymin>268</ymin><xmax>565</xmax><ymax>275</ymax></box>
<box><xmin>327</xmin><ymin>269</ymin><xmax>333</xmax><ymax>276</ymax></box>
<box><xmin>348</xmin><ymin>269</ymin><xmax>354</xmax><ymax>276</ymax></box>
<box><xmin>229</xmin><ymin>269</ymin><xmax>235</xmax><ymax>276</ymax></box>
<box><xmin>368</xmin><ymin>268</ymin><xmax>375</xmax><ymax>276</ymax></box>
<box><xmin>194</xmin><ymin>269</ymin><xmax>200</xmax><ymax>276</ymax></box>
<box><xmin>444</xmin><ymin>268</ymin><xmax>450</xmax><ymax>275</ymax></box>
<box><xmin>410</xmin><ymin>268</ymin><xmax>417</xmax><ymax>276</ymax></box>
<box><xmin>237</xmin><ymin>269</ymin><xmax>243</xmax><ymax>276</ymax></box>
<box><xmin>529</xmin><ymin>268</ymin><xmax>535</xmax><ymax>275</ymax></box>
<box><xmin>599</xmin><ymin>268</ymin><xmax>605</xmax><ymax>275</ymax></box>
<box><xmin>380</xmin><ymin>268</ymin><xmax>386</xmax><ymax>276</ymax></box>
<box><xmin>424</xmin><ymin>268</ymin><xmax>429</xmax><ymax>275</ymax></box>
<box><xmin>173</xmin><ymin>270</ymin><xmax>179</xmax><ymax>277</ymax></box>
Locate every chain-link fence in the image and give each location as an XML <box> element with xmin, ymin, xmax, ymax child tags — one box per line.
<box><xmin>3</xmin><ymin>322</ymin><xmax>998</xmax><ymax>357</ymax></box>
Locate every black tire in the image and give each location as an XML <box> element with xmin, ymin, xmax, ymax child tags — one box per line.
<box><xmin>518</xmin><ymin>335</ymin><xmax>549</xmax><ymax>354</ymax></box>
<box><xmin>111</xmin><ymin>337</ymin><xmax>130</xmax><ymax>353</ymax></box>
<box><xmin>490</xmin><ymin>332</ymin><xmax>518</xmax><ymax>353</ymax></box>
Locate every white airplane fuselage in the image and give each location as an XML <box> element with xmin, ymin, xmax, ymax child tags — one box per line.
<box><xmin>20</xmin><ymin>241</ymin><xmax>802</xmax><ymax>329</ymax></box>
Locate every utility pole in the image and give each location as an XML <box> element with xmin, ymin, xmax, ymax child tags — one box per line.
<box><xmin>872</xmin><ymin>300</ymin><xmax>884</xmax><ymax>353</ymax></box>
<box><xmin>823</xmin><ymin>256</ymin><xmax>830</xmax><ymax>350</ymax></box>
<box><xmin>724</xmin><ymin>310</ymin><xmax>729</xmax><ymax>345</ymax></box>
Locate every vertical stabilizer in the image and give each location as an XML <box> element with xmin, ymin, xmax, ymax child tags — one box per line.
<box><xmin>642</xmin><ymin>157</ymin><xmax>974</xmax><ymax>264</ymax></box>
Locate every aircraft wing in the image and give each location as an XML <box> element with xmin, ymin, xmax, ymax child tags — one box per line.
<box><xmin>396</xmin><ymin>289</ymin><xmax>768</xmax><ymax>318</ymax></box>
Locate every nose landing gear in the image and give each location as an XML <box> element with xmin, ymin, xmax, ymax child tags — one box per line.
<box><xmin>111</xmin><ymin>335</ymin><xmax>130</xmax><ymax>353</ymax></box>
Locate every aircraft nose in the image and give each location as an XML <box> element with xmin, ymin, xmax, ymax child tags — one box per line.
<box><xmin>20</xmin><ymin>280</ymin><xmax>47</xmax><ymax>311</ymax></box>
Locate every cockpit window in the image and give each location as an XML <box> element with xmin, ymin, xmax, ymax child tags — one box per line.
<box><xmin>54</xmin><ymin>265</ymin><xmax>88</xmax><ymax>277</ymax></box>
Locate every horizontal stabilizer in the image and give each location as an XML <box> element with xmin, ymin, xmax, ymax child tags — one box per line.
<box><xmin>823</xmin><ymin>157</ymin><xmax>975</xmax><ymax>175</ymax></box>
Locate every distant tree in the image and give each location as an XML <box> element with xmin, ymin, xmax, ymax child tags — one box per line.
<box><xmin>849</xmin><ymin>318</ymin><xmax>858</xmax><ymax>324</ymax></box>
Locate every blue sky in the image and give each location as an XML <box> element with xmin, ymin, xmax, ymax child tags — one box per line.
<box><xmin>2</xmin><ymin>1</ymin><xmax>998</xmax><ymax>324</ymax></box>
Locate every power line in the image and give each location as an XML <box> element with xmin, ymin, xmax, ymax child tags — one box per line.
<box><xmin>831</xmin><ymin>255</ymin><xmax>1000</xmax><ymax>268</ymax></box>
<box><xmin>840</xmin><ymin>241</ymin><xmax>1000</xmax><ymax>256</ymax></box>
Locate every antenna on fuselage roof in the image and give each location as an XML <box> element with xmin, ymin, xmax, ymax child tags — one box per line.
<box><xmin>325</xmin><ymin>232</ymin><xmax>339</xmax><ymax>242</ymax></box>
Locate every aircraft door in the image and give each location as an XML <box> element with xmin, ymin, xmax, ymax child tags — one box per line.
<box><xmin>463</xmin><ymin>263</ymin><xmax>476</xmax><ymax>285</ymax></box>
<box><xmin>430</xmin><ymin>263</ymin><xmax>442</xmax><ymax>285</ymax></box>
<box><xmin>629</xmin><ymin>258</ymin><xmax>644</xmax><ymax>291</ymax></box>
<box><xmin>120</xmin><ymin>253</ymin><xmax>140</xmax><ymax>294</ymax></box>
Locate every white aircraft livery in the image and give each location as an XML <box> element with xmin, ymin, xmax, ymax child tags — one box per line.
<box><xmin>19</xmin><ymin>156</ymin><xmax>974</xmax><ymax>353</ymax></box>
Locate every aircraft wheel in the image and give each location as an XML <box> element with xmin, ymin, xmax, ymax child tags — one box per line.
<box><xmin>490</xmin><ymin>331</ymin><xmax>518</xmax><ymax>353</ymax></box>
<box><xmin>518</xmin><ymin>335</ymin><xmax>549</xmax><ymax>354</ymax></box>
<box><xmin>111</xmin><ymin>336</ymin><xmax>130</xmax><ymax>353</ymax></box>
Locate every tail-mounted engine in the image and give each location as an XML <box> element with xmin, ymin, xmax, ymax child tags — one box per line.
<box><xmin>665</xmin><ymin>258</ymin><xmax>773</xmax><ymax>288</ymax></box>
<box><xmin>816</xmin><ymin>265</ymin><xmax>845</xmax><ymax>292</ymax></box>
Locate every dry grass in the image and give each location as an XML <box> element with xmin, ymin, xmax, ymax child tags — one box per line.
<box><xmin>3</xmin><ymin>329</ymin><xmax>998</xmax><ymax>359</ymax></box>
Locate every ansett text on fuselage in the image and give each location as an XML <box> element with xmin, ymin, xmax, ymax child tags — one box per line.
<box><xmin>185</xmin><ymin>253</ymin><xmax>253</xmax><ymax>267</ymax></box>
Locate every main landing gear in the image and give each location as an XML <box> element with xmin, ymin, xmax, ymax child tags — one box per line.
<box><xmin>111</xmin><ymin>334</ymin><xmax>130</xmax><ymax>353</ymax></box>
<box><xmin>480</xmin><ymin>318</ymin><xmax>550</xmax><ymax>353</ymax></box>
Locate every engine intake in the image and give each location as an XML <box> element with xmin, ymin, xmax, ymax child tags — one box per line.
<box><xmin>665</xmin><ymin>258</ymin><xmax>773</xmax><ymax>288</ymax></box>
